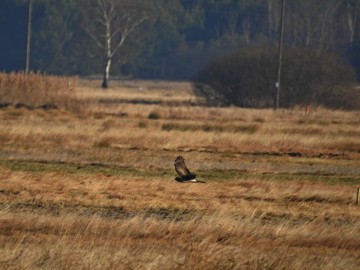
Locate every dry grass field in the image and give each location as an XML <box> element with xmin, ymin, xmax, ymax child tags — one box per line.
<box><xmin>0</xmin><ymin>76</ymin><xmax>360</xmax><ymax>269</ymax></box>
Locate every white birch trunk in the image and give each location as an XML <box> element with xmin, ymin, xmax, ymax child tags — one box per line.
<box><xmin>347</xmin><ymin>3</ymin><xmax>357</xmax><ymax>46</ymax></box>
<box><xmin>102</xmin><ymin>57</ymin><xmax>111</xmax><ymax>88</ymax></box>
<box><xmin>102</xmin><ymin>20</ymin><xmax>112</xmax><ymax>89</ymax></box>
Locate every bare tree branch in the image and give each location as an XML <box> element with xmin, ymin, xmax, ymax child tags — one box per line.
<box><xmin>83</xmin><ymin>27</ymin><xmax>105</xmax><ymax>49</ymax></box>
<box><xmin>82</xmin><ymin>0</ymin><xmax>148</xmax><ymax>88</ymax></box>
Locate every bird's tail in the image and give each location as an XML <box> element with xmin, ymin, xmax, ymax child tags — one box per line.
<box><xmin>192</xmin><ymin>179</ymin><xmax>206</xmax><ymax>183</ymax></box>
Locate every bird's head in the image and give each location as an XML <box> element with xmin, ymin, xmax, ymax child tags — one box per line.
<box><xmin>175</xmin><ymin>156</ymin><xmax>184</xmax><ymax>163</ymax></box>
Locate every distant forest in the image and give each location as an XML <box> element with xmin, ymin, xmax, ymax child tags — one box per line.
<box><xmin>2</xmin><ymin>0</ymin><xmax>360</xmax><ymax>80</ymax></box>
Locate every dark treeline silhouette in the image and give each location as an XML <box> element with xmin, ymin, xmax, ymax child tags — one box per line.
<box><xmin>2</xmin><ymin>0</ymin><xmax>360</xmax><ymax>82</ymax></box>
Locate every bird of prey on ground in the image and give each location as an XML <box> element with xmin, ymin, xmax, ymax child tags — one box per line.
<box><xmin>174</xmin><ymin>156</ymin><xmax>205</xmax><ymax>183</ymax></box>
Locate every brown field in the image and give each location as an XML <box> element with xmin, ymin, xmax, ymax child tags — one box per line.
<box><xmin>0</xmin><ymin>78</ymin><xmax>360</xmax><ymax>269</ymax></box>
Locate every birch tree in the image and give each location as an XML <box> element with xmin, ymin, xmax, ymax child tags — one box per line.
<box><xmin>286</xmin><ymin>0</ymin><xmax>342</xmax><ymax>53</ymax></box>
<box><xmin>343</xmin><ymin>0</ymin><xmax>360</xmax><ymax>46</ymax></box>
<box><xmin>82</xmin><ymin>0</ymin><xmax>147</xmax><ymax>88</ymax></box>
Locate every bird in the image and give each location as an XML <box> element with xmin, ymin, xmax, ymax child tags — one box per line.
<box><xmin>174</xmin><ymin>156</ymin><xmax>205</xmax><ymax>183</ymax></box>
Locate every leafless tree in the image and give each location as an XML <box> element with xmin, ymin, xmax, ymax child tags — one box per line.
<box><xmin>343</xmin><ymin>0</ymin><xmax>360</xmax><ymax>46</ymax></box>
<box><xmin>265</xmin><ymin>0</ymin><xmax>280</xmax><ymax>39</ymax></box>
<box><xmin>82</xmin><ymin>0</ymin><xmax>147</xmax><ymax>88</ymax></box>
<box><xmin>286</xmin><ymin>0</ymin><xmax>342</xmax><ymax>53</ymax></box>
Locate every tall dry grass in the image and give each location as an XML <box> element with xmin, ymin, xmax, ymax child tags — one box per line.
<box><xmin>0</xmin><ymin>72</ymin><xmax>82</xmax><ymax>111</ymax></box>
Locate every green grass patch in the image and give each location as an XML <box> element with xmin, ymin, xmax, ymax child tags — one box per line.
<box><xmin>0</xmin><ymin>160</ymin><xmax>358</xmax><ymax>185</ymax></box>
<box><xmin>0</xmin><ymin>159</ymin><xmax>176</xmax><ymax>180</ymax></box>
<box><xmin>162</xmin><ymin>122</ymin><xmax>259</xmax><ymax>133</ymax></box>
<box><xmin>198</xmin><ymin>170</ymin><xmax>360</xmax><ymax>185</ymax></box>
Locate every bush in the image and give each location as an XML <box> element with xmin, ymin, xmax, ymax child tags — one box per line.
<box><xmin>148</xmin><ymin>111</ymin><xmax>161</xmax><ymax>120</ymax></box>
<box><xmin>192</xmin><ymin>47</ymin><xmax>358</xmax><ymax>109</ymax></box>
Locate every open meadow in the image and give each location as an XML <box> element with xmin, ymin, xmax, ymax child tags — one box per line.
<box><xmin>0</xmin><ymin>77</ymin><xmax>360</xmax><ymax>269</ymax></box>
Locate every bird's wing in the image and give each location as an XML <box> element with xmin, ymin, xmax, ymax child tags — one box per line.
<box><xmin>174</xmin><ymin>160</ymin><xmax>192</xmax><ymax>177</ymax></box>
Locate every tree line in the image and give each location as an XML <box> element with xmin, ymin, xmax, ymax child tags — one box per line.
<box><xmin>2</xmin><ymin>0</ymin><xmax>360</xmax><ymax>81</ymax></box>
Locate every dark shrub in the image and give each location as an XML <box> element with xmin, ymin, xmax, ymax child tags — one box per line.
<box><xmin>148</xmin><ymin>111</ymin><xmax>161</xmax><ymax>120</ymax></box>
<box><xmin>192</xmin><ymin>47</ymin><xmax>358</xmax><ymax>109</ymax></box>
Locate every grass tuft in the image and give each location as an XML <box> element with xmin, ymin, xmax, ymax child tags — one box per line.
<box><xmin>148</xmin><ymin>111</ymin><xmax>161</xmax><ymax>120</ymax></box>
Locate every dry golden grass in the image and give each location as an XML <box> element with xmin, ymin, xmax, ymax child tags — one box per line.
<box><xmin>0</xmin><ymin>78</ymin><xmax>360</xmax><ymax>269</ymax></box>
<box><xmin>0</xmin><ymin>72</ymin><xmax>80</xmax><ymax>111</ymax></box>
<box><xmin>1</xmin><ymin>169</ymin><xmax>359</xmax><ymax>269</ymax></box>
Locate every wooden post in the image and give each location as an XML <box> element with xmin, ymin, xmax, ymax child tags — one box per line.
<box><xmin>25</xmin><ymin>0</ymin><xmax>33</xmax><ymax>75</ymax></box>
<box><xmin>275</xmin><ymin>0</ymin><xmax>286</xmax><ymax>110</ymax></box>
<box><xmin>356</xmin><ymin>187</ymin><xmax>360</xmax><ymax>205</ymax></box>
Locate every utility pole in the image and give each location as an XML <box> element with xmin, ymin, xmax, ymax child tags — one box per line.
<box><xmin>25</xmin><ymin>0</ymin><xmax>33</xmax><ymax>75</ymax></box>
<box><xmin>275</xmin><ymin>0</ymin><xmax>285</xmax><ymax>110</ymax></box>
